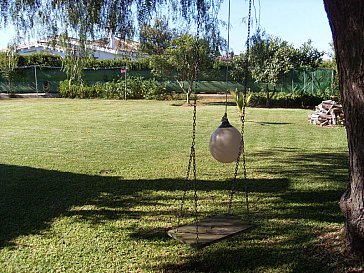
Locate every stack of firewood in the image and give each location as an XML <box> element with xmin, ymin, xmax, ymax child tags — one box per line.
<box><xmin>308</xmin><ymin>100</ymin><xmax>344</xmax><ymax>126</ymax></box>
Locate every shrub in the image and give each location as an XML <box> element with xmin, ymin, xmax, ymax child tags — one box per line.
<box><xmin>59</xmin><ymin>76</ymin><xmax>166</xmax><ymax>100</ymax></box>
<box><xmin>85</xmin><ymin>58</ymin><xmax>151</xmax><ymax>70</ymax></box>
<box><xmin>248</xmin><ymin>92</ymin><xmax>334</xmax><ymax>108</ymax></box>
<box><xmin>18</xmin><ymin>52</ymin><xmax>63</xmax><ymax>67</ymax></box>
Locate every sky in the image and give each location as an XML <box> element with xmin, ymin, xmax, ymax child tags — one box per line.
<box><xmin>0</xmin><ymin>0</ymin><xmax>333</xmax><ymax>55</ymax></box>
<box><xmin>219</xmin><ymin>0</ymin><xmax>333</xmax><ymax>55</ymax></box>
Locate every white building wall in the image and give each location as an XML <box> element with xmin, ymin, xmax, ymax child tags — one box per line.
<box><xmin>16</xmin><ymin>40</ymin><xmax>143</xmax><ymax>60</ymax></box>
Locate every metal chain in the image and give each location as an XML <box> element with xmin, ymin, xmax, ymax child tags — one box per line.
<box><xmin>192</xmin><ymin>8</ymin><xmax>202</xmax><ymax>248</ymax></box>
<box><xmin>227</xmin><ymin>0</ymin><xmax>252</xmax><ymax>217</ymax></box>
<box><xmin>242</xmin><ymin>0</ymin><xmax>252</xmax><ymax>218</ymax></box>
<box><xmin>192</xmin><ymin>95</ymin><xmax>199</xmax><ymax>245</ymax></box>
<box><xmin>177</xmin><ymin>13</ymin><xmax>201</xmax><ymax>246</ymax></box>
<box><xmin>224</xmin><ymin>0</ymin><xmax>231</xmax><ymax>115</ymax></box>
<box><xmin>177</xmin><ymin>96</ymin><xmax>197</xmax><ymax>229</ymax></box>
<box><xmin>228</xmin><ymin>119</ymin><xmax>244</xmax><ymax>214</ymax></box>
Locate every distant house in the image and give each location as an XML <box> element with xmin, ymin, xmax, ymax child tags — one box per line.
<box><xmin>16</xmin><ymin>34</ymin><xmax>144</xmax><ymax>60</ymax></box>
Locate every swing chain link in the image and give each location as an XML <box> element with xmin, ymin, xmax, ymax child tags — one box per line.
<box><xmin>192</xmin><ymin>96</ymin><xmax>199</xmax><ymax>245</ymax></box>
<box><xmin>227</xmin><ymin>0</ymin><xmax>252</xmax><ymax>217</ymax></box>
<box><xmin>177</xmin><ymin>28</ymin><xmax>200</xmax><ymax>246</ymax></box>
<box><xmin>177</xmin><ymin>99</ymin><xmax>196</xmax><ymax>228</ymax></box>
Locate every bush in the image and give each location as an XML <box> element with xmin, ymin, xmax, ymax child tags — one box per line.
<box><xmin>85</xmin><ymin>58</ymin><xmax>151</xmax><ymax>70</ymax></box>
<box><xmin>59</xmin><ymin>76</ymin><xmax>167</xmax><ymax>100</ymax></box>
<box><xmin>18</xmin><ymin>52</ymin><xmax>63</xmax><ymax>67</ymax></box>
<box><xmin>248</xmin><ymin>92</ymin><xmax>333</xmax><ymax>108</ymax></box>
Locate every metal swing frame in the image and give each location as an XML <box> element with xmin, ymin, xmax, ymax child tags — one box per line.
<box><xmin>167</xmin><ymin>0</ymin><xmax>253</xmax><ymax>249</ymax></box>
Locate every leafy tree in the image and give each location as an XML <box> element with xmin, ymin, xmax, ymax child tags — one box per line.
<box><xmin>241</xmin><ymin>31</ymin><xmax>324</xmax><ymax>107</ymax></box>
<box><xmin>249</xmin><ymin>30</ymin><xmax>295</xmax><ymax>107</ymax></box>
<box><xmin>150</xmin><ymin>34</ymin><xmax>212</xmax><ymax>104</ymax></box>
<box><xmin>60</xmin><ymin>33</ymin><xmax>91</xmax><ymax>88</ymax></box>
<box><xmin>0</xmin><ymin>42</ymin><xmax>19</xmax><ymax>93</ymax></box>
<box><xmin>320</xmin><ymin>42</ymin><xmax>339</xmax><ymax>96</ymax></box>
<box><xmin>139</xmin><ymin>17</ymin><xmax>175</xmax><ymax>55</ymax></box>
<box><xmin>230</xmin><ymin>53</ymin><xmax>248</xmax><ymax>84</ymax></box>
<box><xmin>292</xmin><ymin>39</ymin><xmax>324</xmax><ymax>69</ymax></box>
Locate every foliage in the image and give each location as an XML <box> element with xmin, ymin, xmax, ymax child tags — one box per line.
<box><xmin>292</xmin><ymin>40</ymin><xmax>324</xmax><ymax>69</ymax></box>
<box><xmin>139</xmin><ymin>17</ymin><xmax>175</xmax><ymax>55</ymax></box>
<box><xmin>16</xmin><ymin>52</ymin><xmax>151</xmax><ymax>70</ymax></box>
<box><xmin>320</xmin><ymin>42</ymin><xmax>339</xmax><ymax>97</ymax></box>
<box><xmin>249</xmin><ymin>30</ymin><xmax>296</xmax><ymax>107</ymax></box>
<box><xmin>230</xmin><ymin>89</ymin><xmax>252</xmax><ymax>115</ymax></box>
<box><xmin>150</xmin><ymin>33</ymin><xmax>213</xmax><ymax>104</ymax></box>
<box><xmin>0</xmin><ymin>42</ymin><xmax>19</xmax><ymax>93</ymax></box>
<box><xmin>247</xmin><ymin>30</ymin><xmax>325</xmax><ymax>107</ymax></box>
<box><xmin>59</xmin><ymin>77</ymin><xmax>166</xmax><ymax>99</ymax></box>
<box><xmin>249</xmin><ymin>30</ymin><xmax>295</xmax><ymax>87</ymax></box>
<box><xmin>247</xmin><ymin>92</ymin><xmax>329</xmax><ymax>108</ymax></box>
<box><xmin>2</xmin><ymin>0</ymin><xmax>224</xmax><ymax>58</ymax></box>
<box><xmin>17</xmin><ymin>52</ymin><xmax>63</xmax><ymax>67</ymax></box>
<box><xmin>60</xmin><ymin>34</ymin><xmax>90</xmax><ymax>86</ymax></box>
<box><xmin>230</xmin><ymin>53</ymin><xmax>249</xmax><ymax>83</ymax></box>
<box><xmin>85</xmin><ymin>57</ymin><xmax>151</xmax><ymax>70</ymax></box>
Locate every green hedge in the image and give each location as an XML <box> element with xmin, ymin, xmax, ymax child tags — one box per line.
<box><xmin>248</xmin><ymin>92</ymin><xmax>333</xmax><ymax>108</ymax></box>
<box><xmin>59</xmin><ymin>77</ymin><xmax>167</xmax><ymax>100</ymax></box>
<box><xmin>16</xmin><ymin>52</ymin><xmax>152</xmax><ymax>70</ymax></box>
<box><xmin>18</xmin><ymin>53</ymin><xmax>63</xmax><ymax>67</ymax></box>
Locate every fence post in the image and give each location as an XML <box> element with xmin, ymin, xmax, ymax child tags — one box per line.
<box><xmin>303</xmin><ymin>69</ymin><xmax>306</xmax><ymax>93</ymax></box>
<box><xmin>34</xmin><ymin>65</ymin><xmax>38</xmax><ymax>94</ymax></box>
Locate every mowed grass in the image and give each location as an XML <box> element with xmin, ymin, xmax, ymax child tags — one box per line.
<box><xmin>0</xmin><ymin>98</ymin><xmax>357</xmax><ymax>272</ymax></box>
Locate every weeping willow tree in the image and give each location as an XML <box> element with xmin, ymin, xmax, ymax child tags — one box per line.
<box><xmin>0</xmin><ymin>0</ymin><xmax>224</xmax><ymax>48</ymax></box>
<box><xmin>0</xmin><ymin>0</ymin><xmax>224</xmax><ymax>85</ymax></box>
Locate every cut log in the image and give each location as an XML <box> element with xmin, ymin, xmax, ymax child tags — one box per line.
<box><xmin>309</xmin><ymin>100</ymin><xmax>344</xmax><ymax>126</ymax></box>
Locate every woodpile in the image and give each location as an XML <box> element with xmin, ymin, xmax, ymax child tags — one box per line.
<box><xmin>308</xmin><ymin>100</ymin><xmax>344</xmax><ymax>126</ymax></box>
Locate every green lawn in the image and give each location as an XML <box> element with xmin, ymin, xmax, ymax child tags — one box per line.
<box><xmin>0</xmin><ymin>99</ymin><xmax>358</xmax><ymax>272</ymax></box>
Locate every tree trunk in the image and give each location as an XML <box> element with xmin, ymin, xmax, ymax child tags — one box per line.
<box><xmin>186</xmin><ymin>81</ymin><xmax>194</xmax><ymax>105</ymax></box>
<box><xmin>265</xmin><ymin>84</ymin><xmax>271</xmax><ymax>108</ymax></box>
<box><xmin>324</xmin><ymin>0</ymin><xmax>364</xmax><ymax>257</ymax></box>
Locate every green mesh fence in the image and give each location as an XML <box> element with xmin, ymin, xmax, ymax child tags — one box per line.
<box><xmin>279</xmin><ymin>68</ymin><xmax>335</xmax><ymax>95</ymax></box>
<box><xmin>0</xmin><ymin>67</ymin><xmax>153</xmax><ymax>93</ymax></box>
<box><xmin>0</xmin><ymin>66</ymin><xmax>335</xmax><ymax>95</ymax></box>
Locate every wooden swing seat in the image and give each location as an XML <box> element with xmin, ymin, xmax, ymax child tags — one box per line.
<box><xmin>167</xmin><ymin>214</ymin><xmax>254</xmax><ymax>249</ymax></box>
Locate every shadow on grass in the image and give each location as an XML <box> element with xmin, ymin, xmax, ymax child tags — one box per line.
<box><xmin>249</xmin><ymin>121</ymin><xmax>293</xmax><ymax>125</ymax></box>
<box><xmin>153</xmin><ymin>149</ymin><xmax>350</xmax><ymax>273</ymax></box>
<box><xmin>203</xmin><ymin>101</ymin><xmax>236</xmax><ymax>107</ymax></box>
<box><xmin>0</xmin><ymin>163</ymin><xmax>289</xmax><ymax>249</ymax></box>
<box><xmin>0</xmin><ymin>146</ymin><xmax>352</xmax><ymax>272</ymax></box>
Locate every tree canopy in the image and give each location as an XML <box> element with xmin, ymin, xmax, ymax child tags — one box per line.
<box><xmin>150</xmin><ymin>33</ymin><xmax>213</xmax><ymax>104</ymax></box>
<box><xmin>139</xmin><ymin>17</ymin><xmax>176</xmax><ymax>55</ymax></box>
<box><xmin>0</xmin><ymin>0</ymin><xmax>224</xmax><ymax>46</ymax></box>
